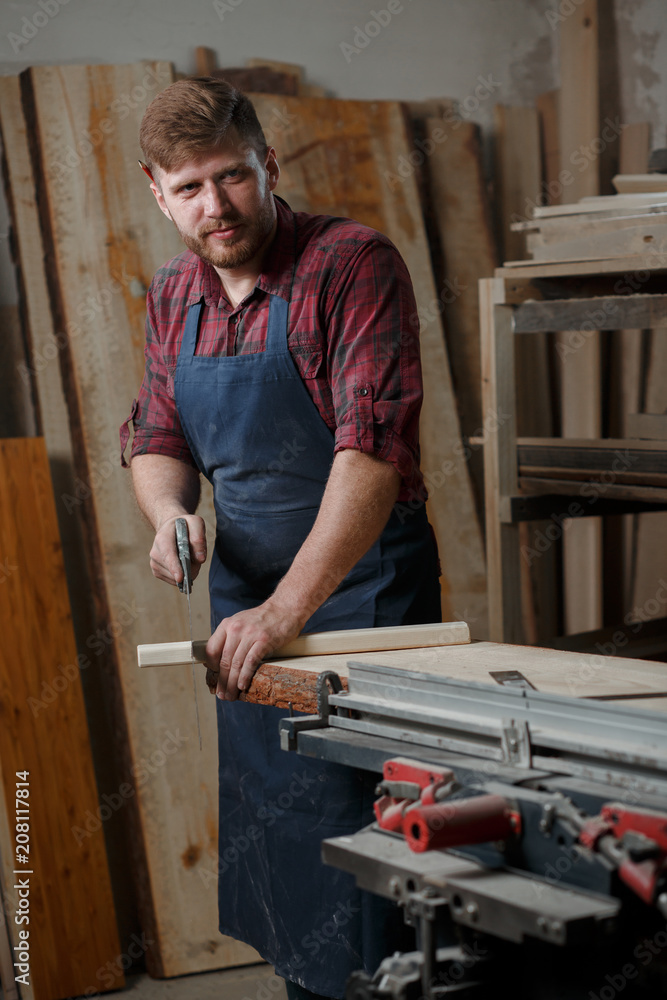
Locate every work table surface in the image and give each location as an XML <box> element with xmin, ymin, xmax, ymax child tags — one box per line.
<box><xmin>243</xmin><ymin>640</ymin><xmax>667</xmax><ymax>714</ymax></box>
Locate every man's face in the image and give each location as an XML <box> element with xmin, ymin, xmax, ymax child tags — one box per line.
<box><xmin>150</xmin><ymin>129</ymin><xmax>280</xmax><ymax>274</ymax></box>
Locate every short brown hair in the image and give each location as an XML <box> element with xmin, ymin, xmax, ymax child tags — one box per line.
<box><xmin>139</xmin><ymin>77</ymin><xmax>267</xmax><ymax>174</ymax></box>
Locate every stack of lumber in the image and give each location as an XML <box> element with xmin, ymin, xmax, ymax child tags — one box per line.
<box><xmin>0</xmin><ymin>438</ymin><xmax>123</xmax><ymax>1000</ymax></box>
<box><xmin>510</xmin><ymin>191</ymin><xmax>667</xmax><ymax>264</ymax></box>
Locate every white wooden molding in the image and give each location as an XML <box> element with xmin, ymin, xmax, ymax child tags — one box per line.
<box><xmin>137</xmin><ymin>621</ymin><xmax>471</xmax><ymax>669</ymax></box>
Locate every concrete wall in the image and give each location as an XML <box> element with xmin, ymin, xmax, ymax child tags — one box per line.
<box><xmin>0</xmin><ymin>0</ymin><xmax>665</xmax><ymax>304</ymax></box>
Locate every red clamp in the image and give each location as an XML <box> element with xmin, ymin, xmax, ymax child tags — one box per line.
<box><xmin>580</xmin><ymin>803</ymin><xmax>667</xmax><ymax>906</ymax></box>
<box><xmin>374</xmin><ymin>758</ymin><xmax>454</xmax><ymax>834</ymax></box>
<box><xmin>374</xmin><ymin>757</ymin><xmax>521</xmax><ymax>853</ymax></box>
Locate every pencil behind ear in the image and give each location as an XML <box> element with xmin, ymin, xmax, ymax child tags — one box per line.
<box><xmin>138</xmin><ymin>159</ymin><xmax>154</xmax><ymax>181</ymax></box>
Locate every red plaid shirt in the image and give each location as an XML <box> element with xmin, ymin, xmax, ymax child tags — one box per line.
<box><xmin>125</xmin><ymin>196</ymin><xmax>426</xmax><ymax>502</ymax></box>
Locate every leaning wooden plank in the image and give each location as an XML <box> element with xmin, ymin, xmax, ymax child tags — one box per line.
<box><xmin>558</xmin><ymin>0</ymin><xmax>603</xmax><ymax>636</ymax></box>
<box><xmin>20</xmin><ymin>62</ymin><xmax>257</xmax><ymax>978</ymax></box>
<box><xmin>249</xmin><ymin>93</ymin><xmax>488</xmax><ymax>635</ymax></box>
<box><xmin>494</xmin><ymin>105</ymin><xmax>542</xmax><ymax>262</ymax></box>
<box><xmin>615</xmin><ymin>123</ymin><xmax>651</xmax><ymax>607</ymax></box>
<box><xmin>630</xmin><ymin>324</ymin><xmax>667</xmax><ymax>627</ymax></box>
<box><xmin>243</xmin><ymin>640</ymin><xmax>667</xmax><ymax>714</ymax></box>
<box><xmin>0</xmin><ymin>438</ymin><xmax>123</xmax><ymax>1000</ymax></box>
<box><xmin>493</xmin><ymin>104</ymin><xmax>556</xmax><ymax>641</ymax></box>
<box><xmin>214</xmin><ymin>66</ymin><xmax>299</xmax><ymax>95</ymax></box>
<box><xmin>536</xmin><ymin>90</ymin><xmax>561</xmax><ymax>206</ymax></box>
<box><xmin>138</xmin><ymin>622</ymin><xmax>471</xmax><ymax>669</ymax></box>
<box><xmin>424</xmin><ymin>116</ymin><xmax>497</xmax><ymax>449</ymax></box>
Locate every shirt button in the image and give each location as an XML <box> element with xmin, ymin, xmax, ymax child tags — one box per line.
<box><xmin>359</xmin><ymin>387</ymin><xmax>369</xmax><ymax>396</ymax></box>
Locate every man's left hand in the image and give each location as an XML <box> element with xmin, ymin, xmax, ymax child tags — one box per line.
<box><xmin>205</xmin><ymin>599</ymin><xmax>305</xmax><ymax>701</ymax></box>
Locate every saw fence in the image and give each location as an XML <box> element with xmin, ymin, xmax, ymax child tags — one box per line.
<box><xmin>0</xmin><ymin>11</ymin><xmax>666</xmax><ymax>997</ymax></box>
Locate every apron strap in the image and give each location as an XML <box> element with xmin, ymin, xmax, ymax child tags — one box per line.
<box><xmin>180</xmin><ymin>298</ymin><xmax>205</xmax><ymax>359</ymax></box>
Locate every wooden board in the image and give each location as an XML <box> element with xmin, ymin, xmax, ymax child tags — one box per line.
<box><xmin>19</xmin><ymin>62</ymin><xmax>257</xmax><ymax>978</ymax></box>
<box><xmin>213</xmin><ymin>66</ymin><xmax>299</xmax><ymax>95</ymax></box>
<box><xmin>536</xmin><ymin>90</ymin><xmax>561</xmax><ymax>206</ymax></box>
<box><xmin>423</xmin><ymin>116</ymin><xmax>497</xmax><ymax>468</ymax></box>
<box><xmin>613</xmin><ymin>174</ymin><xmax>667</xmax><ymax>195</ymax></box>
<box><xmin>493</xmin><ymin>104</ymin><xmax>557</xmax><ymax>642</ymax></box>
<box><xmin>246</xmin><ymin>639</ymin><xmax>667</xmax><ymax>714</ymax></box>
<box><xmin>138</xmin><ymin>622</ymin><xmax>471</xmax><ymax>669</ymax></box>
<box><xmin>558</xmin><ymin>0</ymin><xmax>602</xmax><ymax>636</ymax></box>
<box><xmin>248</xmin><ymin>93</ymin><xmax>488</xmax><ymax>635</ymax></box>
<box><xmin>0</xmin><ymin>438</ymin><xmax>123</xmax><ymax>999</ymax></box>
<box><xmin>494</xmin><ymin>105</ymin><xmax>542</xmax><ymax>263</ymax></box>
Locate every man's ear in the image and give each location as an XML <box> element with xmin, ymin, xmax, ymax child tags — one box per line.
<box><xmin>265</xmin><ymin>147</ymin><xmax>280</xmax><ymax>191</ymax></box>
<box><xmin>150</xmin><ymin>179</ymin><xmax>173</xmax><ymax>222</ymax></box>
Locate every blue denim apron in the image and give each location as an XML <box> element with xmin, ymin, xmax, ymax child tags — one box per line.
<box><xmin>173</xmin><ymin>279</ymin><xmax>440</xmax><ymax>997</ymax></box>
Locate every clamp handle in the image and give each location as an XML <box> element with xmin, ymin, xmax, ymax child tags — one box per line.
<box><xmin>175</xmin><ymin>517</ymin><xmax>192</xmax><ymax>594</ymax></box>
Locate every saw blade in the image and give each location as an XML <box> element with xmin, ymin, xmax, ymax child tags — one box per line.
<box><xmin>185</xmin><ymin>574</ymin><xmax>202</xmax><ymax>751</ymax></box>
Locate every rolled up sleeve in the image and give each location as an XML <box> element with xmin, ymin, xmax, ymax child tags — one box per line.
<box><xmin>125</xmin><ymin>285</ymin><xmax>197</xmax><ymax>468</ymax></box>
<box><xmin>325</xmin><ymin>240</ymin><xmax>424</xmax><ymax>491</ymax></box>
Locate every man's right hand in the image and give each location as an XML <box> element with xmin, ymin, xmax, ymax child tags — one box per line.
<box><xmin>149</xmin><ymin>514</ymin><xmax>207</xmax><ymax>587</ymax></box>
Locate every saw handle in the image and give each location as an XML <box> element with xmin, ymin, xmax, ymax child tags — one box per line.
<box><xmin>175</xmin><ymin>517</ymin><xmax>192</xmax><ymax>594</ymax></box>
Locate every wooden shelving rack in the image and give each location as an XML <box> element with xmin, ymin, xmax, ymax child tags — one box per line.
<box><xmin>480</xmin><ymin>253</ymin><xmax>667</xmax><ymax>644</ymax></box>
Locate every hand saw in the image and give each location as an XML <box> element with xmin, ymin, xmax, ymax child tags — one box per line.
<box><xmin>175</xmin><ymin>518</ymin><xmax>202</xmax><ymax>750</ymax></box>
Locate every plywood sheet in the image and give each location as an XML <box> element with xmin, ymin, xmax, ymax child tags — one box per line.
<box><xmin>0</xmin><ymin>438</ymin><xmax>122</xmax><ymax>999</ymax></box>
<box><xmin>19</xmin><ymin>62</ymin><xmax>257</xmax><ymax>977</ymax></box>
<box><xmin>249</xmin><ymin>93</ymin><xmax>488</xmax><ymax>634</ymax></box>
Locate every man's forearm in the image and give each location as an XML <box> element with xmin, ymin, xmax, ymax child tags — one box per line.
<box><xmin>207</xmin><ymin>448</ymin><xmax>401</xmax><ymax>697</ymax></box>
<box><xmin>131</xmin><ymin>453</ymin><xmax>201</xmax><ymax>529</ymax></box>
<box><xmin>131</xmin><ymin>453</ymin><xmax>206</xmax><ymax>586</ymax></box>
<box><xmin>270</xmin><ymin>448</ymin><xmax>401</xmax><ymax>626</ymax></box>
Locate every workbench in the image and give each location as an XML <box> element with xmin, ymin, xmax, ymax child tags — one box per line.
<box><xmin>479</xmin><ymin>253</ymin><xmax>667</xmax><ymax>644</ymax></box>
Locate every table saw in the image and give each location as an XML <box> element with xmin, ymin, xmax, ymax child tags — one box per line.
<box><xmin>139</xmin><ymin>631</ymin><xmax>667</xmax><ymax>998</ymax></box>
<box><xmin>275</xmin><ymin>641</ymin><xmax>667</xmax><ymax>999</ymax></box>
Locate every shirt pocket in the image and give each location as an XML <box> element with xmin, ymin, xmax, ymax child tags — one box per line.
<box><xmin>291</xmin><ymin>345</ymin><xmax>323</xmax><ymax>381</ymax></box>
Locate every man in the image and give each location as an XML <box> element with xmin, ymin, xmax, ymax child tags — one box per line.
<box><xmin>124</xmin><ymin>77</ymin><xmax>441</xmax><ymax>1000</ymax></box>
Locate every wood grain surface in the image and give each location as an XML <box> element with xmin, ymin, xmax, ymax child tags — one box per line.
<box><xmin>0</xmin><ymin>437</ymin><xmax>122</xmax><ymax>999</ymax></box>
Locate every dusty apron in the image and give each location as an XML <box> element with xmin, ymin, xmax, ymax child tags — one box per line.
<box><xmin>173</xmin><ymin>279</ymin><xmax>441</xmax><ymax>997</ymax></box>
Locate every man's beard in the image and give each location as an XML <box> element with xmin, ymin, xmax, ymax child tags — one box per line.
<box><xmin>177</xmin><ymin>197</ymin><xmax>275</xmax><ymax>271</ymax></box>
